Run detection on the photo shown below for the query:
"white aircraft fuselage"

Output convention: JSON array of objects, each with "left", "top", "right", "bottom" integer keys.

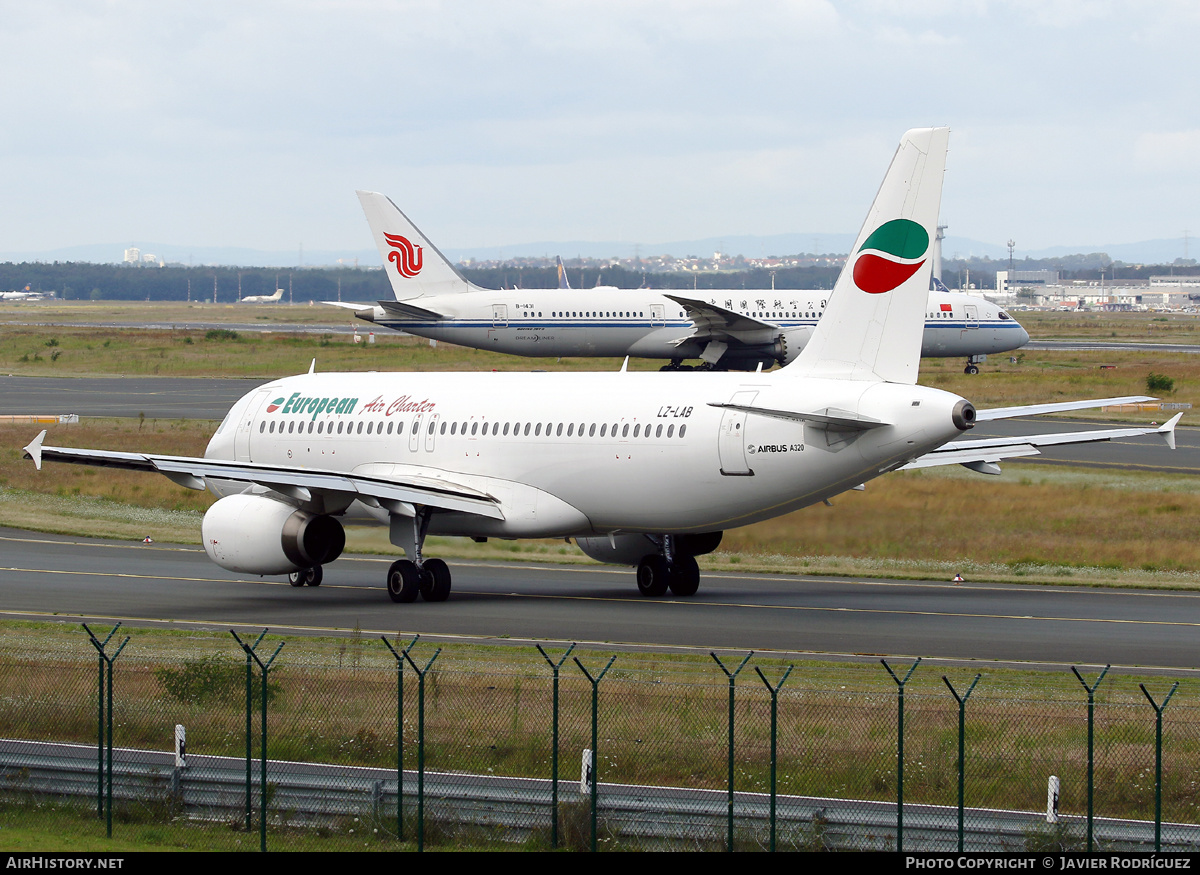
[
  {"left": 353, "top": 287, "right": 1026, "bottom": 365},
  {"left": 206, "top": 370, "right": 969, "bottom": 540}
]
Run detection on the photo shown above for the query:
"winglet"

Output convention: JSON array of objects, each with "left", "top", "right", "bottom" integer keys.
[
  {"left": 1158, "top": 412, "right": 1183, "bottom": 450},
  {"left": 23, "top": 430, "right": 46, "bottom": 470}
]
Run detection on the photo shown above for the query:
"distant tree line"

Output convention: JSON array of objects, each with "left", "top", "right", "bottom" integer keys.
[
  {"left": 0, "top": 263, "right": 391, "bottom": 302},
  {"left": 3, "top": 254, "right": 1196, "bottom": 301}
]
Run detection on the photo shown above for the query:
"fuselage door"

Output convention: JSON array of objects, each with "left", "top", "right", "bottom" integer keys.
[
  {"left": 650, "top": 303, "right": 666, "bottom": 327},
  {"left": 718, "top": 390, "right": 757, "bottom": 476},
  {"left": 236, "top": 387, "right": 273, "bottom": 462},
  {"left": 964, "top": 304, "right": 979, "bottom": 329},
  {"left": 492, "top": 304, "right": 508, "bottom": 328}
]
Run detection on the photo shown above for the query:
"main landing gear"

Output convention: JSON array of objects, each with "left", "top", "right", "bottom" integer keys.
[
  {"left": 288, "top": 566, "right": 323, "bottom": 587},
  {"left": 635, "top": 536, "right": 701, "bottom": 597},
  {"left": 385, "top": 509, "right": 452, "bottom": 603},
  {"left": 386, "top": 557, "right": 451, "bottom": 603}
]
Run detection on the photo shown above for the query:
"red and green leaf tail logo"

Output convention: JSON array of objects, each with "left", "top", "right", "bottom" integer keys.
[
  {"left": 266, "top": 397, "right": 285, "bottom": 413},
  {"left": 851, "top": 219, "right": 929, "bottom": 294}
]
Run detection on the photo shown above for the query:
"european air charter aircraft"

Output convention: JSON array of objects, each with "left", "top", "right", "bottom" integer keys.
[
  {"left": 24, "top": 128, "right": 1177, "bottom": 603},
  {"left": 332, "top": 191, "right": 1028, "bottom": 374}
]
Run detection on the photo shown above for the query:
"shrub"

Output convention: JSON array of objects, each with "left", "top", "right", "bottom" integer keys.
[
  {"left": 155, "top": 653, "right": 279, "bottom": 705},
  {"left": 1146, "top": 372, "right": 1175, "bottom": 393}
]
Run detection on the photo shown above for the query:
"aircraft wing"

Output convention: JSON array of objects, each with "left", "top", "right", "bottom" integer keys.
[
  {"left": 21, "top": 432, "right": 504, "bottom": 520},
  {"left": 902, "top": 413, "right": 1182, "bottom": 475},
  {"left": 663, "top": 294, "right": 778, "bottom": 341}
]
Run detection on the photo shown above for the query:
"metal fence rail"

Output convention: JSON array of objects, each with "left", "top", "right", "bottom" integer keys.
[{"left": 5, "top": 738, "right": 1198, "bottom": 852}]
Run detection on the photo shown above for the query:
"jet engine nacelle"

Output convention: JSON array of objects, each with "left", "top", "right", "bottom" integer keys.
[
  {"left": 575, "top": 533, "right": 658, "bottom": 566},
  {"left": 773, "top": 325, "right": 813, "bottom": 365},
  {"left": 575, "top": 531, "right": 724, "bottom": 566},
  {"left": 201, "top": 494, "right": 345, "bottom": 575}
]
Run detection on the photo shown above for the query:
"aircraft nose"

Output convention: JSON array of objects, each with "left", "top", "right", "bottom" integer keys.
[{"left": 1017, "top": 324, "right": 1030, "bottom": 347}]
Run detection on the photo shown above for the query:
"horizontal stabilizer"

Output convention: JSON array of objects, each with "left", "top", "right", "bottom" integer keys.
[
  {"left": 708, "top": 402, "right": 889, "bottom": 431},
  {"left": 975, "top": 396, "right": 1156, "bottom": 421},
  {"left": 904, "top": 413, "right": 1182, "bottom": 472},
  {"left": 322, "top": 301, "right": 375, "bottom": 313},
  {"left": 378, "top": 299, "right": 444, "bottom": 321}
]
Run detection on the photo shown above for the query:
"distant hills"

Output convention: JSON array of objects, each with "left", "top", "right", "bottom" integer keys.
[{"left": 0, "top": 234, "right": 1192, "bottom": 268}]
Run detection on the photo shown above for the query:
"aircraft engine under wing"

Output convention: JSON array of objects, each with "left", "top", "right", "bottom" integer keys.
[{"left": 22, "top": 431, "right": 503, "bottom": 520}]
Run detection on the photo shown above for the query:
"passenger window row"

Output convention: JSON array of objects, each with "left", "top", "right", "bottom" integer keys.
[{"left": 259, "top": 418, "right": 688, "bottom": 439}]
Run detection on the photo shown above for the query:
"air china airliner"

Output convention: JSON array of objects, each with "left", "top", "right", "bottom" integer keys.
[
  {"left": 334, "top": 192, "right": 1028, "bottom": 375},
  {"left": 25, "top": 128, "right": 1174, "bottom": 604}
]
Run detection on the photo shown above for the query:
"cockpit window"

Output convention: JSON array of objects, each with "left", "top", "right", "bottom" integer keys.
[{"left": 999, "top": 311, "right": 1011, "bottom": 320}]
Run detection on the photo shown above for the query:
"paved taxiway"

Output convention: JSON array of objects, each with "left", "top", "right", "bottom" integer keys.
[{"left": 2, "top": 528, "right": 1199, "bottom": 670}]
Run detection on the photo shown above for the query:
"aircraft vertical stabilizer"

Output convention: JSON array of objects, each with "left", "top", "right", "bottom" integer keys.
[
  {"left": 357, "top": 191, "right": 477, "bottom": 300},
  {"left": 786, "top": 127, "right": 949, "bottom": 385}
]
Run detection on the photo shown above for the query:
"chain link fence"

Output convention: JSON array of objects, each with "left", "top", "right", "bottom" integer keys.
[{"left": 1, "top": 622, "right": 1197, "bottom": 852}]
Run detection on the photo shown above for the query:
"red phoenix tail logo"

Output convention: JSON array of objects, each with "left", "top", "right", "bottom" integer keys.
[{"left": 384, "top": 232, "right": 423, "bottom": 278}]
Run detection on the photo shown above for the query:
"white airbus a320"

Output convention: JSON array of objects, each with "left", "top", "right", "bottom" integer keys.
[{"left": 24, "top": 128, "right": 1176, "bottom": 602}]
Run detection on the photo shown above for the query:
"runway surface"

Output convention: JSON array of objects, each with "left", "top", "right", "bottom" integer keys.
[
  {"left": 2, "top": 528, "right": 1198, "bottom": 670},
  {"left": 2, "top": 375, "right": 1196, "bottom": 473},
  {"left": 1026, "top": 340, "right": 1200, "bottom": 354}
]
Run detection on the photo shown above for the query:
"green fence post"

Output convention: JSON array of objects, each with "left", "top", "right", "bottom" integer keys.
[
  {"left": 573, "top": 654, "right": 616, "bottom": 853},
  {"left": 1071, "top": 664, "right": 1110, "bottom": 852},
  {"left": 882, "top": 657, "right": 921, "bottom": 853},
  {"left": 711, "top": 651, "right": 753, "bottom": 852},
  {"left": 942, "top": 673, "right": 980, "bottom": 853},
  {"left": 233, "top": 628, "right": 267, "bottom": 832},
  {"left": 231, "top": 630, "right": 284, "bottom": 853},
  {"left": 401, "top": 645, "right": 442, "bottom": 853},
  {"left": 753, "top": 664, "right": 794, "bottom": 852},
  {"left": 1139, "top": 681, "right": 1179, "bottom": 853},
  {"left": 381, "top": 634, "right": 420, "bottom": 843},
  {"left": 83, "top": 623, "right": 128, "bottom": 839},
  {"left": 537, "top": 642, "right": 576, "bottom": 849}
]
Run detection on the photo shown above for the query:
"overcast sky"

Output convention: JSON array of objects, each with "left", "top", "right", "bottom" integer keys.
[{"left": 2, "top": 0, "right": 1197, "bottom": 259}]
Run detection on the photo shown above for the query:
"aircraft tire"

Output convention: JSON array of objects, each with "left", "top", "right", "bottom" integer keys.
[
  {"left": 965, "top": 364, "right": 980, "bottom": 375},
  {"left": 668, "top": 554, "right": 700, "bottom": 597},
  {"left": 420, "top": 558, "right": 452, "bottom": 602},
  {"left": 636, "top": 555, "right": 670, "bottom": 597},
  {"left": 288, "top": 567, "right": 322, "bottom": 587},
  {"left": 386, "top": 559, "right": 421, "bottom": 604}
]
